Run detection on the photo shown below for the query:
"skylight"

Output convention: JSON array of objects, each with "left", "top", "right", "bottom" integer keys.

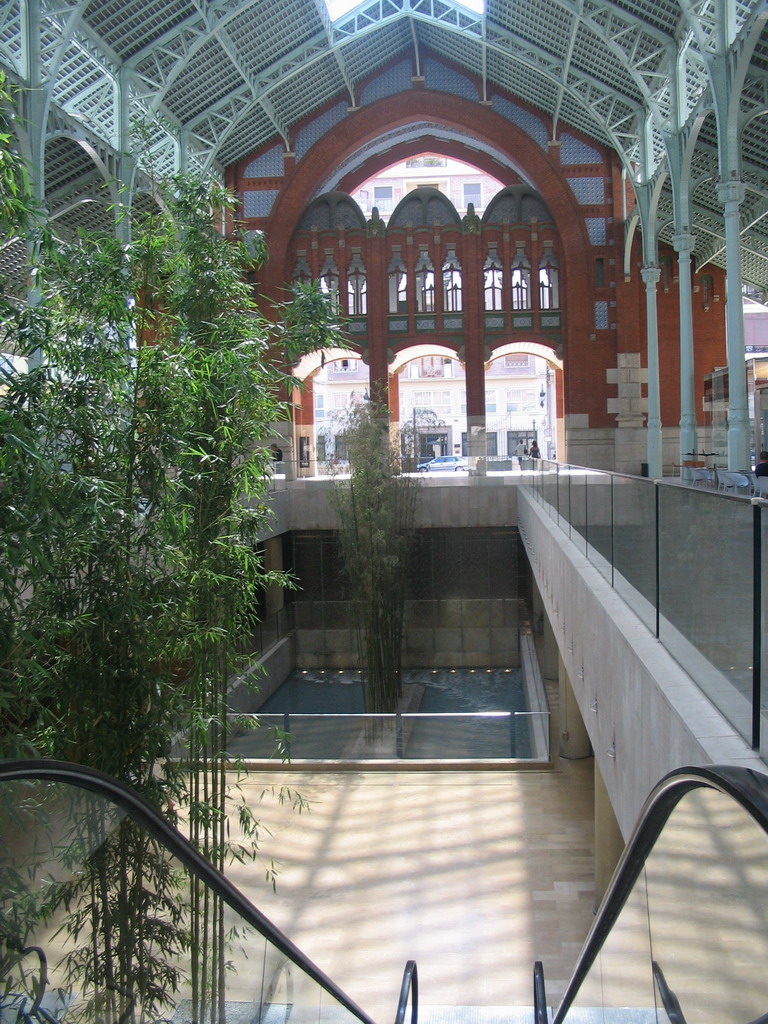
[{"left": 325, "top": 0, "right": 483, "bottom": 20}]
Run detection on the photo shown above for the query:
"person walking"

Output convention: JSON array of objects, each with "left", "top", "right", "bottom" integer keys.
[{"left": 529, "top": 440, "right": 540, "bottom": 462}]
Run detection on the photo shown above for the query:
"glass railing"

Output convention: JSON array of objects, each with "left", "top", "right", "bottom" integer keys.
[
  {"left": 0, "top": 760, "right": 378, "bottom": 1024},
  {"left": 248, "top": 604, "right": 295, "bottom": 658},
  {"left": 536, "top": 764, "right": 768, "bottom": 1024},
  {"left": 525, "top": 461, "right": 768, "bottom": 755},
  {"left": 227, "top": 710, "right": 551, "bottom": 762}
]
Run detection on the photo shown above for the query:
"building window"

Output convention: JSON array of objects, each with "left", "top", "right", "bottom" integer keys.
[
  {"left": 315, "top": 393, "right": 325, "bottom": 418},
  {"left": 412, "top": 390, "right": 451, "bottom": 413},
  {"left": 511, "top": 268, "right": 531, "bottom": 310},
  {"left": 595, "top": 257, "right": 605, "bottom": 289},
  {"left": 511, "top": 243, "right": 531, "bottom": 310},
  {"left": 347, "top": 250, "right": 367, "bottom": 315},
  {"left": 484, "top": 245, "right": 503, "bottom": 311},
  {"left": 388, "top": 248, "right": 408, "bottom": 313},
  {"left": 463, "top": 182, "right": 481, "bottom": 209},
  {"left": 504, "top": 354, "right": 531, "bottom": 370},
  {"left": 701, "top": 274, "right": 714, "bottom": 310},
  {"left": 486, "top": 431, "right": 498, "bottom": 456},
  {"left": 419, "top": 356, "right": 445, "bottom": 378},
  {"left": 485, "top": 390, "right": 497, "bottom": 413},
  {"left": 319, "top": 250, "right": 340, "bottom": 311},
  {"left": 506, "top": 387, "right": 537, "bottom": 414},
  {"left": 374, "top": 185, "right": 394, "bottom": 213},
  {"left": 415, "top": 248, "right": 435, "bottom": 313},
  {"left": 539, "top": 243, "right": 560, "bottom": 309},
  {"left": 406, "top": 156, "right": 447, "bottom": 167},
  {"left": 442, "top": 247, "right": 462, "bottom": 312},
  {"left": 293, "top": 251, "right": 312, "bottom": 284},
  {"left": 335, "top": 358, "right": 357, "bottom": 373}
]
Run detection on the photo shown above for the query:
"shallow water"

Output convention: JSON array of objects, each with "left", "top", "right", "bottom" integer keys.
[
  {"left": 256, "top": 666, "right": 525, "bottom": 714},
  {"left": 228, "top": 667, "right": 532, "bottom": 760}
]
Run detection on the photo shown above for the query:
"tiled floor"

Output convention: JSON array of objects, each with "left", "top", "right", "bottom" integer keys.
[{"left": 229, "top": 758, "right": 595, "bottom": 1022}]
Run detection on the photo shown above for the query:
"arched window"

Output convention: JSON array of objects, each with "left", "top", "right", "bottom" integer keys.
[
  {"left": 511, "top": 243, "right": 531, "bottom": 310},
  {"left": 484, "top": 244, "right": 503, "bottom": 311},
  {"left": 293, "top": 250, "right": 312, "bottom": 284},
  {"left": 415, "top": 247, "right": 435, "bottom": 313},
  {"left": 538, "top": 244, "right": 560, "bottom": 309},
  {"left": 319, "top": 249, "right": 340, "bottom": 311},
  {"left": 442, "top": 247, "right": 462, "bottom": 312},
  {"left": 701, "top": 274, "right": 714, "bottom": 310},
  {"left": 388, "top": 247, "right": 408, "bottom": 313},
  {"left": 346, "top": 248, "right": 367, "bottom": 315}
]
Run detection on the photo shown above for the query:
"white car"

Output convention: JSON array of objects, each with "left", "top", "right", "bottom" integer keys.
[{"left": 417, "top": 455, "right": 468, "bottom": 472}]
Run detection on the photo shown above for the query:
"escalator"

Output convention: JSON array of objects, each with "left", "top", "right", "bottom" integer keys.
[
  {"left": 536, "top": 765, "right": 768, "bottom": 1023},
  {"left": 0, "top": 759, "right": 414, "bottom": 1024},
  {"left": 2, "top": 760, "right": 768, "bottom": 1024}
]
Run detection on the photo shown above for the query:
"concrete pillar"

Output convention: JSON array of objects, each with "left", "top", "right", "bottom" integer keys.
[
  {"left": 558, "top": 655, "right": 591, "bottom": 759},
  {"left": 674, "top": 232, "right": 698, "bottom": 473},
  {"left": 717, "top": 181, "right": 750, "bottom": 470},
  {"left": 263, "top": 536, "right": 284, "bottom": 617},
  {"left": 641, "top": 265, "right": 662, "bottom": 479},
  {"left": 594, "top": 758, "right": 625, "bottom": 911},
  {"left": 541, "top": 609, "right": 559, "bottom": 681}
]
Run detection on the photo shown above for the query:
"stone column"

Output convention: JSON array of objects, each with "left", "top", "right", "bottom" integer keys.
[
  {"left": 594, "top": 758, "right": 625, "bottom": 911},
  {"left": 558, "top": 656, "right": 591, "bottom": 759},
  {"left": 673, "top": 232, "right": 698, "bottom": 475},
  {"left": 717, "top": 181, "right": 750, "bottom": 469},
  {"left": 641, "top": 265, "right": 662, "bottom": 479}
]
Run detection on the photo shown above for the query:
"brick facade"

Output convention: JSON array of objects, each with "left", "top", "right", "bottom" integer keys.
[{"left": 227, "top": 60, "right": 727, "bottom": 473}]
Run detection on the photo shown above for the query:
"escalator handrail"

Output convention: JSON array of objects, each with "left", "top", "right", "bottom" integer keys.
[
  {"left": 0, "top": 758, "right": 377, "bottom": 1024},
  {"left": 553, "top": 764, "right": 768, "bottom": 1024},
  {"left": 394, "top": 960, "right": 418, "bottom": 1024},
  {"left": 533, "top": 961, "right": 548, "bottom": 1024}
]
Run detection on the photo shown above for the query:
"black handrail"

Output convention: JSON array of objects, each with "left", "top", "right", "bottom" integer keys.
[
  {"left": 394, "top": 960, "right": 418, "bottom": 1024},
  {"left": 552, "top": 765, "right": 768, "bottom": 1024},
  {"left": 652, "top": 960, "right": 687, "bottom": 1024},
  {"left": 0, "top": 759, "right": 377, "bottom": 1024},
  {"left": 533, "top": 960, "right": 548, "bottom": 1024}
]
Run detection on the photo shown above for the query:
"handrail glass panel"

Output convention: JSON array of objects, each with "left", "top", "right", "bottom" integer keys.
[
  {"left": 554, "top": 769, "right": 768, "bottom": 1024},
  {"left": 658, "top": 486, "right": 754, "bottom": 742},
  {"left": 0, "top": 764, "right": 374, "bottom": 1024},
  {"left": 228, "top": 712, "right": 550, "bottom": 761},
  {"left": 525, "top": 463, "right": 768, "bottom": 750},
  {"left": 583, "top": 471, "right": 613, "bottom": 583},
  {"left": 562, "top": 468, "right": 588, "bottom": 552},
  {"left": 612, "top": 475, "right": 657, "bottom": 632}
]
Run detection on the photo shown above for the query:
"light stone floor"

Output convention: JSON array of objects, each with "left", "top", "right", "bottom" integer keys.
[{"left": 227, "top": 759, "right": 596, "bottom": 1023}]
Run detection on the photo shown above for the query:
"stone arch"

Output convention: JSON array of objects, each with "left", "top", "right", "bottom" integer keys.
[
  {"left": 388, "top": 187, "right": 461, "bottom": 229},
  {"left": 263, "top": 91, "right": 593, "bottom": 292},
  {"left": 483, "top": 186, "right": 554, "bottom": 225},
  {"left": 297, "top": 191, "right": 367, "bottom": 231}
]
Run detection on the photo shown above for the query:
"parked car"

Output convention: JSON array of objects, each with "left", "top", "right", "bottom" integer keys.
[{"left": 417, "top": 455, "right": 468, "bottom": 472}]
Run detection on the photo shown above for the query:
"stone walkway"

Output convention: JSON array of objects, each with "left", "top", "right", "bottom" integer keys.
[{"left": 228, "top": 759, "right": 595, "bottom": 1022}]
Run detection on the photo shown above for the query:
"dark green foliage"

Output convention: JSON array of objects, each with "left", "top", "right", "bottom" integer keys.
[
  {"left": 0, "top": 157, "right": 340, "bottom": 1021},
  {"left": 331, "top": 403, "right": 420, "bottom": 714}
]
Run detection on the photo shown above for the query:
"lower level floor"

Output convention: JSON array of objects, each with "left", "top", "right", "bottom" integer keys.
[{"left": 228, "top": 759, "right": 596, "bottom": 1022}]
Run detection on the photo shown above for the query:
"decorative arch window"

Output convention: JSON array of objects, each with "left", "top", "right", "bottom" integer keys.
[
  {"left": 661, "top": 255, "right": 673, "bottom": 292},
  {"left": 388, "top": 247, "right": 408, "bottom": 313},
  {"left": 538, "top": 242, "right": 559, "bottom": 309},
  {"left": 484, "top": 244, "right": 503, "bottom": 311},
  {"left": 511, "top": 243, "right": 531, "bottom": 310},
  {"left": 319, "top": 249, "right": 340, "bottom": 311},
  {"left": 415, "top": 247, "right": 435, "bottom": 313},
  {"left": 293, "top": 250, "right": 312, "bottom": 284},
  {"left": 442, "top": 247, "right": 462, "bottom": 312},
  {"left": 346, "top": 248, "right": 367, "bottom": 315}
]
